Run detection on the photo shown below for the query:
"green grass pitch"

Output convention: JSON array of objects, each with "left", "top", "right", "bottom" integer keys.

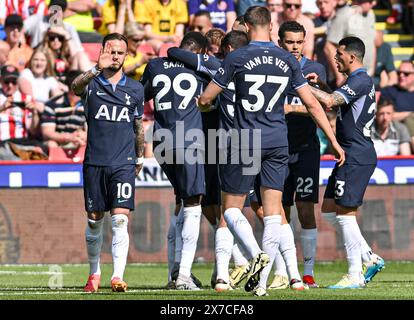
[{"left": 0, "top": 261, "right": 413, "bottom": 300}]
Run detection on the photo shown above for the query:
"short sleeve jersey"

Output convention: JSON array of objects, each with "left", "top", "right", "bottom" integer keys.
[
  {"left": 213, "top": 41, "right": 307, "bottom": 149},
  {"left": 334, "top": 68, "right": 377, "bottom": 165},
  {"left": 285, "top": 57, "right": 326, "bottom": 153},
  {"left": 82, "top": 74, "right": 144, "bottom": 166},
  {"left": 136, "top": 0, "right": 188, "bottom": 35},
  {"left": 141, "top": 57, "right": 205, "bottom": 150}
]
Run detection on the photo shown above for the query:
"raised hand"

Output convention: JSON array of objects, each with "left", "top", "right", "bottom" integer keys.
[{"left": 98, "top": 42, "right": 113, "bottom": 70}]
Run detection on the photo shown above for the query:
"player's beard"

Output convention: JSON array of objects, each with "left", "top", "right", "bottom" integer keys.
[{"left": 108, "top": 62, "right": 123, "bottom": 72}]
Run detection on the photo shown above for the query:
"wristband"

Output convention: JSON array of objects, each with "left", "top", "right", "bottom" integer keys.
[
  {"left": 135, "top": 156, "right": 144, "bottom": 165},
  {"left": 91, "top": 65, "right": 102, "bottom": 76}
]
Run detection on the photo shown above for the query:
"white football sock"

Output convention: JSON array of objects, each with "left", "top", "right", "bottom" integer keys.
[
  {"left": 167, "top": 214, "right": 176, "bottom": 281},
  {"left": 224, "top": 208, "right": 260, "bottom": 260},
  {"left": 85, "top": 218, "right": 104, "bottom": 276},
  {"left": 258, "top": 215, "right": 282, "bottom": 289},
  {"left": 337, "top": 215, "right": 363, "bottom": 279},
  {"left": 215, "top": 227, "right": 234, "bottom": 283},
  {"left": 111, "top": 214, "right": 129, "bottom": 280},
  {"left": 232, "top": 243, "right": 249, "bottom": 267},
  {"left": 279, "top": 223, "right": 301, "bottom": 281},
  {"left": 174, "top": 207, "right": 184, "bottom": 263},
  {"left": 273, "top": 248, "right": 288, "bottom": 277},
  {"left": 179, "top": 205, "right": 201, "bottom": 277},
  {"left": 358, "top": 231, "right": 373, "bottom": 263},
  {"left": 301, "top": 228, "right": 317, "bottom": 276}
]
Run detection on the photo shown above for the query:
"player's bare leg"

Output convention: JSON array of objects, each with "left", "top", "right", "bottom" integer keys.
[
  {"left": 175, "top": 195, "right": 203, "bottom": 290},
  {"left": 109, "top": 208, "right": 130, "bottom": 292},
  {"left": 84, "top": 211, "right": 104, "bottom": 293}
]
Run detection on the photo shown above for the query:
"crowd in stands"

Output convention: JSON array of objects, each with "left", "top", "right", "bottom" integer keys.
[{"left": 0, "top": 0, "right": 414, "bottom": 161}]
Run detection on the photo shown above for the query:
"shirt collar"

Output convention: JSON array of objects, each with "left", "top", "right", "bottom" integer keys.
[
  {"left": 97, "top": 73, "right": 127, "bottom": 87},
  {"left": 249, "top": 41, "right": 276, "bottom": 48},
  {"left": 349, "top": 67, "right": 367, "bottom": 77}
]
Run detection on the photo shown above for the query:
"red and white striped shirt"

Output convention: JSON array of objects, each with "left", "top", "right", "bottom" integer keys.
[
  {"left": 0, "top": 91, "right": 33, "bottom": 141},
  {"left": 0, "top": 0, "right": 47, "bottom": 21}
]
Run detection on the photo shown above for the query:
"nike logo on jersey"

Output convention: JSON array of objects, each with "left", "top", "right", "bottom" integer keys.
[
  {"left": 118, "top": 199, "right": 128, "bottom": 203},
  {"left": 300, "top": 194, "right": 311, "bottom": 198},
  {"left": 97, "top": 91, "right": 106, "bottom": 96}
]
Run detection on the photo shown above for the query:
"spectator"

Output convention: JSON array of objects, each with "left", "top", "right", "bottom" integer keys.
[
  {"left": 24, "top": 0, "right": 83, "bottom": 54},
  {"left": 374, "top": 30, "right": 398, "bottom": 90},
  {"left": 232, "top": 15, "right": 247, "bottom": 32},
  {"left": 386, "top": 0, "right": 402, "bottom": 24},
  {"left": 63, "top": 0, "right": 102, "bottom": 43},
  {"left": 41, "top": 70, "right": 86, "bottom": 150},
  {"left": 371, "top": 98, "right": 412, "bottom": 156},
  {"left": 123, "top": 23, "right": 153, "bottom": 80},
  {"left": 40, "top": 26, "right": 93, "bottom": 82},
  {"left": 99, "top": 0, "right": 141, "bottom": 36},
  {"left": 136, "top": 0, "right": 188, "bottom": 54},
  {"left": 324, "top": 0, "right": 376, "bottom": 87},
  {"left": 313, "top": 0, "right": 337, "bottom": 86},
  {"left": 0, "top": 41, "right": 10, "bottom": 67},
  {"left": 381, "top": 61, "right": 414, "bottom": 150},
  {"left": 270, "top": 0, "right": 315, "bottom": 58},
  {"left": 190, "top": 10, "right": 213, "bottom": 35},
  {"left": 266, "top": 0, "right": 283, "bottom": 13},
  {"left": 4, "top": 14, "right": 33, "bottom": 72},
  {"left": 0, "top": 0, "right": 47, "bottom": 25},
  {"left": 0, "top": 65, "right": 44, "bottom": 160},
  {"left": 205, "top": 28, "right": 225, "bottom": 58},
  {"left": 188, "top": 0, "right": 236, "bottom": 32},
  {"left": 236, "top": 0, "right": 266, "bottom": 16},
  {"left": 18, "top": 47, "right": 61, "bottom": 109}
]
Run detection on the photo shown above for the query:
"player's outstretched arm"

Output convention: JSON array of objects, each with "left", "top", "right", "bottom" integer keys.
[
  {"left": 134, "top": 117, "right": 145, "bottom": 175},
  {"left": 72, "top": 42, "right": 114, "bottom": 96},
  {"left": 309, "top": 85, "right": 346, "bottom": 111},
  {"left": 197, "top": 81, "right": 224, "bottom": 112},
  {"left": 284, "top": 104, "right": 309, "bottom": 115},
  {"left": 297, "top": 85, "right": 345, "bottom": 166}
]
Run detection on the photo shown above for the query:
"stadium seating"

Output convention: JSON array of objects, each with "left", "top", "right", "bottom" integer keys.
[
  {"left": 158, "top": 43, "right": 176, "bottom": 58},
  {"left": 82, "top": 43, "right": 101, "bottom": 63},
  {"left": 48, "top": 146, "right": 86, "bottom": 162}
]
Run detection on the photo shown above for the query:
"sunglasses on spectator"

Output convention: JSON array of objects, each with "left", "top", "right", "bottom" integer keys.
[
  {"left": 284, "top": 3, "right": 301, "bottom": 9},
  {"left": 3, "top": 79, "right": 17, "bottom": 85},
  {"left": 398, "top": 70, "right": 414, "bottom": 76},
  {"left": 48, "top": 34, "right": 65, "bottom": 42}
]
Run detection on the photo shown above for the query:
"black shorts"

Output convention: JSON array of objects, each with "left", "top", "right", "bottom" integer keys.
[
  {"left": 324, "top": 163, "right": 376, "bottom": 208},
  {"left": 83, "top": 164, "right": 136, "bottom": 212},
  {"left": 158, "top": 148, "right": 205, "bottom": 201},
  {"left": 220, "top": 147, "right": 288, "bottom": 194},
  {"left": 282, "top": 149, "right": 320, "bottom": 207}
]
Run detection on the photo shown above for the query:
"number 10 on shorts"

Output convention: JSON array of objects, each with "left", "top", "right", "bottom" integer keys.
[{"left": 117, "top": 183, "right": 132, "bottom": 199}]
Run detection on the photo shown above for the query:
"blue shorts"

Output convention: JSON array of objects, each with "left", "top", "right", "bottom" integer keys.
[
  {"left": 324, "top": 163, "right": 375, "bottom": 208},
  {"left": 282, "top": 149, "right": 320, "bottom": 207},
  {"left": 158, "top": 149, "right": 205, "bottom": 201},
  {"left": 220, "top": 147, "right": 289, "bottom": 194},
  {"left": 83, "top": 164, "right": 136, "bottom": 212}
]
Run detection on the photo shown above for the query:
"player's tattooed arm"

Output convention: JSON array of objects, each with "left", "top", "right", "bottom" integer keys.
[
  {"left": 309, "top": 86, "right": 346, "bottom": 110},
  {"left": 134, "top": 117, "right": 144, "bottom": 158},
  {"left": 71, "top": 68, "right": 100, "bottom": 96},
  {"left": 134, "top": 117, "right": 145, "bottom": 175}
]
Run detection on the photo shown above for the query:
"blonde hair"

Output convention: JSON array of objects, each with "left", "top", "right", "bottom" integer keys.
[{"left": 28, "top": 47, "right": 56, "bottom": 77}]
